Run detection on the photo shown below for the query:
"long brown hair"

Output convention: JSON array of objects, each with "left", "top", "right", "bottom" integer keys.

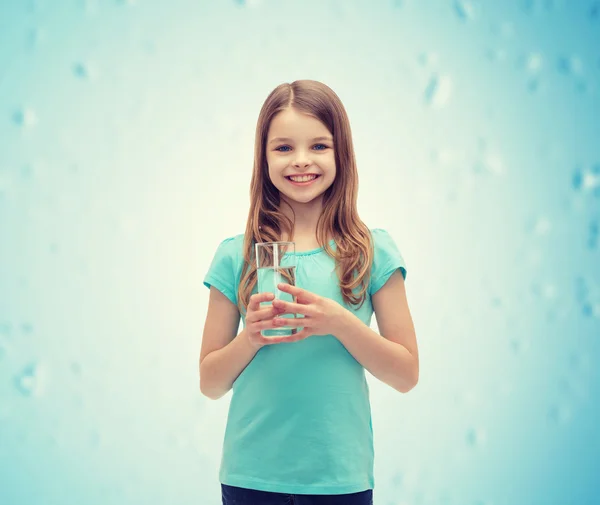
[{"left": 237, "top": 80, "right": 373, "bottom": 314}]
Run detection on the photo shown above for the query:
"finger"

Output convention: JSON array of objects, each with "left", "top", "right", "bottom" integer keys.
[
  {"left": 255, "top": 318, "right": 284, "bottom": 331},
  {"left": 273, "top": 317, "right": 307, "bottom": 328},
  {"left": 287, "top": 329, "right": 311, "bottom": 342},
  {"left": 276, "top": 283, "right": 316, "bottom": 302},
  {"left": 247, "top": 304, "right": 284, "bottom": 322},
  {"left": 248, "top": 292, "right": 275, "bottom": 312},
  {"left": 271, "top": 299, "right": 312, "bottom": 316}
]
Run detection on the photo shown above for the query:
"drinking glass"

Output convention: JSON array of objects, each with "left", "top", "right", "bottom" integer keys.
[{"left": 255, "top": 241, "right": 297, "bottom": 337}]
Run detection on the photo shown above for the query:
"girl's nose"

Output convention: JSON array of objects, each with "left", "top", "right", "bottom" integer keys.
[{"left": 293, "top": 152, "right": 311, "bottom": 168}]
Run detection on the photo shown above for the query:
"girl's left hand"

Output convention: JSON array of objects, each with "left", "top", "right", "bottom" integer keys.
[{"left": 271, "top": 283, "right": 349, "bottom": 338}]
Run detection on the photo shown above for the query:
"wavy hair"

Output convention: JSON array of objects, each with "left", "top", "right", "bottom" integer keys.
[{"left": 237, "top": 80, "right": 373, "bottom": 314}]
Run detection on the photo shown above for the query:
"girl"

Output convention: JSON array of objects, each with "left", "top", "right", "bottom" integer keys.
[{"left": 200, "top": 80, "right": 419, "bottom": 505}]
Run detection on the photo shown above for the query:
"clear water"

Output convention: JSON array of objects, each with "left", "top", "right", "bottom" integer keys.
[{"left": 257, "top": 265, "right": 298, "bottom": 337}]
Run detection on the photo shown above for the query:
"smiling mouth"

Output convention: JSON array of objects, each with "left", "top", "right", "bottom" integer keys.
[{"left": 285, "top": 174, "right": 321, "bottom": 185}]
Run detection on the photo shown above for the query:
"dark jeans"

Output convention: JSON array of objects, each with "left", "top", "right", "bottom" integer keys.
[{"left": 221, "top": 484, "right": 373, "bottom": 505}]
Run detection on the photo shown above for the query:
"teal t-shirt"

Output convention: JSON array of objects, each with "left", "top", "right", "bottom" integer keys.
[{"left": 203, "top": 228, "right": 407, "bottom": 495}]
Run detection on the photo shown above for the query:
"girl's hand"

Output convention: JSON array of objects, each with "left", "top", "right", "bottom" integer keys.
[
  {"left": 245, "top": 292, "right": 311, "bottom": 349},
  {"left": 271, "top": 283, "right": 349, "bottom": 339}
]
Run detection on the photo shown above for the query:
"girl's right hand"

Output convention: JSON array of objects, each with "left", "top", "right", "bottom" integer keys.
[{"left": 245, "top": 292, "right": 307, "bottom": 349}]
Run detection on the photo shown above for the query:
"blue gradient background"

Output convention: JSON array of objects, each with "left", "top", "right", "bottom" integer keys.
[{"left": 1, "top": 1, "right": 599, "bottom": 504}]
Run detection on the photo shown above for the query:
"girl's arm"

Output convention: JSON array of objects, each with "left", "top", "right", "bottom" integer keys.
[
  {"left": 335, "top": 271, "right": 419, "bottom": 393},
  {"left": 199, "top": 287, "right": 258, "bottom": 400}
]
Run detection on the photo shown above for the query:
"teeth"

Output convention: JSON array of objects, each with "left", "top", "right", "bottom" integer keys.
[{"left": 289, "top": 175, "right": 317, "bottom": 182}]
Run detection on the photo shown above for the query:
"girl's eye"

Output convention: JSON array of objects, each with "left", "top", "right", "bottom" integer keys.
[{"left": 274, "top": 144, "right": 330, "bottom": 152}]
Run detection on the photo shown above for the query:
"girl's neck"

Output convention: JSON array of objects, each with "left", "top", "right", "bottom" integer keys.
[{"left": 280, "top": 195, "right": 324, "bottom": 243}]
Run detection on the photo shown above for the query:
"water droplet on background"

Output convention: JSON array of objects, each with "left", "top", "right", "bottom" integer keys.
[
  {"left": 391, "top": 470, "right": 403, "bottom": 487},
  {"left": 12, "top": 107, "right": 38, "bottom": 128},
  {"left": 21, "top": 322, "right": 34, "bottom": 335},
  {"left": 527, "top": 77, "right": 542, "bottom": 93},
  {"left": 574, "top": 277, "right": 600, "bottom": 318},
  {"left": 557, "top": 376, "right": 589, "bottom": 402},
  {"left": 424, "top": 74, "right": 453, "bottom": 108},
  {"left": 28, "top": 27, "right": 47, "bottom": 48},
  {"left": 70, "top": 361, "right": 83, "bottom": 377},
  {"left": 19, "top": 163, "right": 35, "bottom": 179},
  {"left": 83, "top": 0, "right": 99, "bottom": 14},
  {"left": 531, "top": 282, "right": 557, "bottom": 300},
  {"left": 567, "top": 352, "right": 590, "bottom": 372},
  {"left": 525, "top": 52, "right": 544, "bottom": 73},
  {"left": 167, "top": 432, "right": 188, "bottom": 449},
  {"left": 418, "top": 52, "right": 439, "bottom": 67},
  {"left": 522, "top": 0, "right": 559, "bottom": 14},
  {"left": 557, "top": 55, "right": 584, "bottom": 76},
  {"left": 572, "top": 166, "right": 583, "bottom": 190},
  {"left": 89, "top": 430, "right": 101, "bottom": 448},
  {"left": 454, "top": 389, "right": 480, "bottom": 408},
  {"left": 573, "top": 165, "right": 600, "bottom": 194},
  {"left": 14, "top": 362, "right": 46, "bottom": 397},
  {"left": 531, "top": 217, "right": 552, "bottom": 236},
  {"left": 574, "top": 80, "right": 589, "bottom": 94},
  {"left": 510, "top": 337, "right": 530, "bottom": 354},
  {"left": 588, "top": 219, "right": 599, "bottom": 249},
  {"left": 547, "top": 404, "right": 572, "bottom": 424},
  {"left": 486, "top": 48, "right": 508, "bottom": 62},
  {"left": 475, "top": 152, "right": 505, "bottom": 176},
  {"left": 0, "top": 322, "right": 11, "bottom": 337},
  {"left": 454, "top": 0, "right": 476, "bottom": 21},
  {"left": 575, "top": 277, "right": 589, "bottom": 303},
  {"left": 493, "top": 21, "right": 515, "bottom": 39},
  {"left": 73, "top": 61, "right": 98, "bottom": 80},
  {"left": 473, "top": 140, "right": 506, "bottom": 175},
  {"left": 233, "top": 0, "right": 262, "bottom": 7},
  {"left": 466, "top": 427, "right": 487, "bottom": 447}
]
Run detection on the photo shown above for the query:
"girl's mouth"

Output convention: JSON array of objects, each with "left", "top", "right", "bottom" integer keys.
[{"left": 285, "top": 174, "right": 321, "bottom": 186}]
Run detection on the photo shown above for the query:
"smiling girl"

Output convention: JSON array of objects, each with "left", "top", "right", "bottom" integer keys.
[{"left": 200, "top": 79, "right": 419, "bottom": 505}]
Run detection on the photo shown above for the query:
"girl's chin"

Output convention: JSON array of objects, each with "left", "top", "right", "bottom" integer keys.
[{"left": 279, "top": 191, "right": 324, "bottom": 205}]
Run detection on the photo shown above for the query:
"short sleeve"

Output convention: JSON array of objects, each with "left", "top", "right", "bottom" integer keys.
[
  {"left": 369, "top": 228, "right": 407, "bottom": 296},
  {"left": 203, "top": 237, "right": 240, "bottom": 306}
]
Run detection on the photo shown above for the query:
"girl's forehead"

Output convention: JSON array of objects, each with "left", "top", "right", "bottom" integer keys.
[{"left": 268, "top": 108, "right": 330, "bottom": 138}]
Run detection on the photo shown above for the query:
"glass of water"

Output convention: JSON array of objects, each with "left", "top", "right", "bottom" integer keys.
[{"left": 255, "top": 241, "right": 297, "bottom": 337}]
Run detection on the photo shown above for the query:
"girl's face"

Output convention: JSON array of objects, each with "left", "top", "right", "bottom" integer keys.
[{"left": 265, "top": 107, "right": 336, "bottom": 206}]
